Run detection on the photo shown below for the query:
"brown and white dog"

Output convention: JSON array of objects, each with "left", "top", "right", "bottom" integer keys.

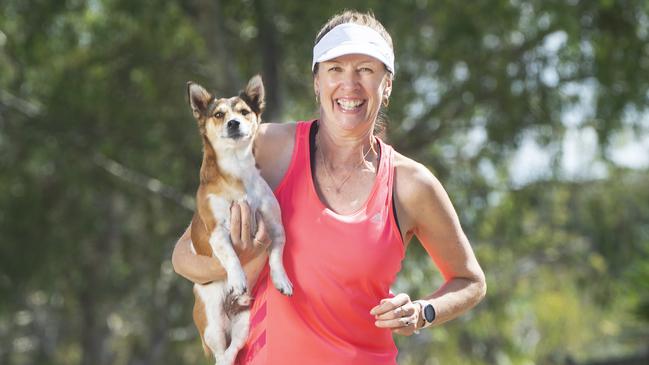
[{"left": 187, "top": 75, "right": 292, "bottom": 365}]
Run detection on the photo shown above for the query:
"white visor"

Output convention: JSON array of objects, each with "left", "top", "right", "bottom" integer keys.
[{"left": 312, "top": 23, "right": 395, "bottom": 75}]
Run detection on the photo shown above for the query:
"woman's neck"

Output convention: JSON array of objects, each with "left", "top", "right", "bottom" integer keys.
[{"left": 316, "top": 120, "right": 377, "bottom": 169}]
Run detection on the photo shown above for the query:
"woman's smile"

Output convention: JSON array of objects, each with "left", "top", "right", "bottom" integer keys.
[{"left": 335, "top": 97, "right": 366, "bottom": 112}]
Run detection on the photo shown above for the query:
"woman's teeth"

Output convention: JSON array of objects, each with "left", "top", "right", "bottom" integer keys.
[{"left": 336, "top": 99, "right": 364, "bottom": 110}]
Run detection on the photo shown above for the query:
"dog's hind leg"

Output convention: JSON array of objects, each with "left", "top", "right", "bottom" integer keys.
[
  {"left": 204, "top": 313, "right": 228, "bottom": 365},
  {"left": 199, "top": 283, "right": 229, "bottom": 365},
  {"left": 193, "top": 286, "right": 213, "bottom": 357},
  {"left": 223, "top": 310, "right": 251, "bottom": 365}
]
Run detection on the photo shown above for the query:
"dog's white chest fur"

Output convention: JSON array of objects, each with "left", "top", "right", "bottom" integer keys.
[{"left": 206, "top": 149, "right": 276, "bottom": 231}]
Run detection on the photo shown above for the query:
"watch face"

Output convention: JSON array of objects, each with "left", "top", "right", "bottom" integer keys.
[{"left": 423, "top": 304, "right": 435, "bottom": 322}]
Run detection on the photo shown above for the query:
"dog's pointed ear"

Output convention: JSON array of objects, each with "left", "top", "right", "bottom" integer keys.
[
  {"left": 241, "top": 74, "right": 265, "bottom": 115},
  {"left": 187, "top": 82, "right": 212, "bottom": 119}
]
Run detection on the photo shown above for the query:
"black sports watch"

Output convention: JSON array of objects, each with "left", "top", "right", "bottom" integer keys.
[{"left": 414, "top": 300, "right": 436, "bottom": 329}]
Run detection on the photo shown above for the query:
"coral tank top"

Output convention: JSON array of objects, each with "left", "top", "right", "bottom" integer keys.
[{"left": 236, "top": 120, "right": 405, "bottom": 365}]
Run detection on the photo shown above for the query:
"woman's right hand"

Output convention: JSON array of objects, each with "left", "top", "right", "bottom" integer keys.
[
  {"left": 171, "top": 201, "right": 271, "bottom": 284},
  {"left": 229, "top": 201, "right": 271, "bottom": 262}
]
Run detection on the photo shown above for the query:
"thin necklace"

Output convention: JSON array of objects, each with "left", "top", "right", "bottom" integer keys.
[{"left": 317, "top": 133, "right": 374, "bottom": 193}]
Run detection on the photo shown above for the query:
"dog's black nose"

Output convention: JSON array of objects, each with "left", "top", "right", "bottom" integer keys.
[{"left": 226, "top": 119, "right": 240, "bottom": 130}]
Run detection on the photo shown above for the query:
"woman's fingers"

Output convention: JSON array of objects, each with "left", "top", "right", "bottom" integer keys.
[
  {"left": 239, "top": 201, "right": 253, "bottom": 249},
  {"left": 374, "top": 313, "right": 417, "bottom": 327},
  {"left": 371, "top": 293, "right": 421, "bottom": 336},
  {"left": 254, "top": 211, "right": 271, "bottom": 248},
  {"left": 374, "top": 300, "right": 417, "bottom": 320},
  {"left": 230, "top": 202, "right": 242, "bottom": 247},
  {"left": 231, "top": 202, "right": 270, "bottom": 259},
  {"left": 370, "top": 293, "right": 411, "bottom": 316},
  {"left": 376, "top": 305, "right": 415, "bottom": 320},
  {"left": 391, "top": 321, "right": 419, "bottom": 336}
]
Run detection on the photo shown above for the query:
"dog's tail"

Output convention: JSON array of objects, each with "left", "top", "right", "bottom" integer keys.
[
  {"left": 200, "top": 336, "right": 213, "bottom": 358},
  {"left": 193, "top": 286, "right": 213, "bottom": 358}
]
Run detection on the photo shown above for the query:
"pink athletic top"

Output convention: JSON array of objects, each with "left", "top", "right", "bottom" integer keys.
[{"left": 236, "top": 120, "right": 405, "bottom": 365}]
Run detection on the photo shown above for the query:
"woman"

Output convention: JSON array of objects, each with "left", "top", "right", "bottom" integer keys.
[{"left": 172, "top": 10, "right": 486, "bottom": 365}]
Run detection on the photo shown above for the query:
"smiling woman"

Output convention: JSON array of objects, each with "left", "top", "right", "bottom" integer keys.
[{"left": 172, "top": 9, "right": 486, "bottom": 365}]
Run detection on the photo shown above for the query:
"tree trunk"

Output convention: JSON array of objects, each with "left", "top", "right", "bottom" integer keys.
[
  {"left": 190, "top": 0, "right": 242, "bottom": 91},
  {"left": 79, "top": 192, "right": 121, "bottom": 365},
  {"left": 253, "top": 0, "right": 283, "bottom": 122}
]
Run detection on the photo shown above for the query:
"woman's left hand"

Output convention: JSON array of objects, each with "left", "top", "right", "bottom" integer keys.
[{"left": 370, "top": 293, "right": 421, "bottom": 336}]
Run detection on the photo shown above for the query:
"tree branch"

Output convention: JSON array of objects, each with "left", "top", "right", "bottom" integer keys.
[
  {"left": 0, "top": 90, "right": 43, "bottom": 118},
  {"left": 93, "top": 153, "right": 194, "bottom": 211}
]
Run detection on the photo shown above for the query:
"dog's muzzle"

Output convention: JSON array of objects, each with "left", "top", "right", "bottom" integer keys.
[{"left": 226, "top": 119, "right": 243, "bottom": 139}]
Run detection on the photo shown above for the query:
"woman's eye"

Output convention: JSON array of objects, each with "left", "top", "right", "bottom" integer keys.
[
  {"left": 214, "top": 112, "right": 224, "bottom": 118},
  {"left": 329, "top": 66, "right": 342, "bottom": 72},
  {"left": 240, "top": 110, "right": 250, "bottom": 116},
  {"left": 360, "top": 67, "right": 373, "bottom": 73}
]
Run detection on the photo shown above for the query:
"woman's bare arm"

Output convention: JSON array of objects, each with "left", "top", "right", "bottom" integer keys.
[
  {"left": 171, "top": 203, "right": 271, "bottom": 284},
  {"left": 171, "top": 223, "right": 227, "bottom": 284},
  {"left": 372, "top": 155, "right": 486, "bottom": 335}
]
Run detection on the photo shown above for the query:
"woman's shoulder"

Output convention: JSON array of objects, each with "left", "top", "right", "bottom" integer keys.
[
  {"left": 392, "top": 150, "right": 443, "bottom": 196},
  {"left": 255, "top": 122, "right": 299, "bottom": 189},
  {"left": 258, "top": 121, "right": 297, "bottom": 138},
  {"left": 392, "top": 150, "right": 452, "bottom": 236}
]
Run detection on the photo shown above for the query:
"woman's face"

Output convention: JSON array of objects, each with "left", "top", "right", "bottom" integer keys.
[{"left": 314, "top": 54, "right": 392, "bottom": 133}]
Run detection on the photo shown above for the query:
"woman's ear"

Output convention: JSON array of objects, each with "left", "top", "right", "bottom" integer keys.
[
  {"left": 313, "top": 76, "right": 320, "bottom": 98},
  {"left": 383, "top": 76, "right": 393, "bottom": 100}
]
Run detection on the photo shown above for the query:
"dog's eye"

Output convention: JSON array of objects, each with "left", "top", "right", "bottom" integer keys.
[
  {"left": 240, "top": 110, "right": 250, "bottom": 116},
  {"left": 214, "top": 112, "right": 224, "bottom": 118}
]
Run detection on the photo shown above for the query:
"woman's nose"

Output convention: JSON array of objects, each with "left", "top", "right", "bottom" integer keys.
[{"left": 339, "top": 69, "right": 361, "bottom": 88}]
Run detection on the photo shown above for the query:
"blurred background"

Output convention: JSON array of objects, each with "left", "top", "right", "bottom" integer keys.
[{"left": 1, "top": 0, "right": 648, "bottom": 364}]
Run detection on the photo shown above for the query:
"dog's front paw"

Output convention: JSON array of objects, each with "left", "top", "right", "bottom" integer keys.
[
  {"left": 226, "top": 279, "right": 248, "bottom": 299},
  {"left": 271, "top": 270, "right": 293, "bottom": 296},
  {"left": 236, "top": 293, "right": 253, "bottom": 306}
]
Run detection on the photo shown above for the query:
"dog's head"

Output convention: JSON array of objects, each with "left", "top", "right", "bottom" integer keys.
[{"left": 187, "top": 75, "right": 265, "bottom": 149}]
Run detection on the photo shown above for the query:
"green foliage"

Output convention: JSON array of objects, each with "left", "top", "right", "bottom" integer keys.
[{"left": 1, "top": 0, "right": 647, "bottom": 364}]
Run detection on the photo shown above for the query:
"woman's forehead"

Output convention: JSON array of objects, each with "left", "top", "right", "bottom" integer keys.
[{"left": 322, "top": 54, "right": 384, "bottom": 65}]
